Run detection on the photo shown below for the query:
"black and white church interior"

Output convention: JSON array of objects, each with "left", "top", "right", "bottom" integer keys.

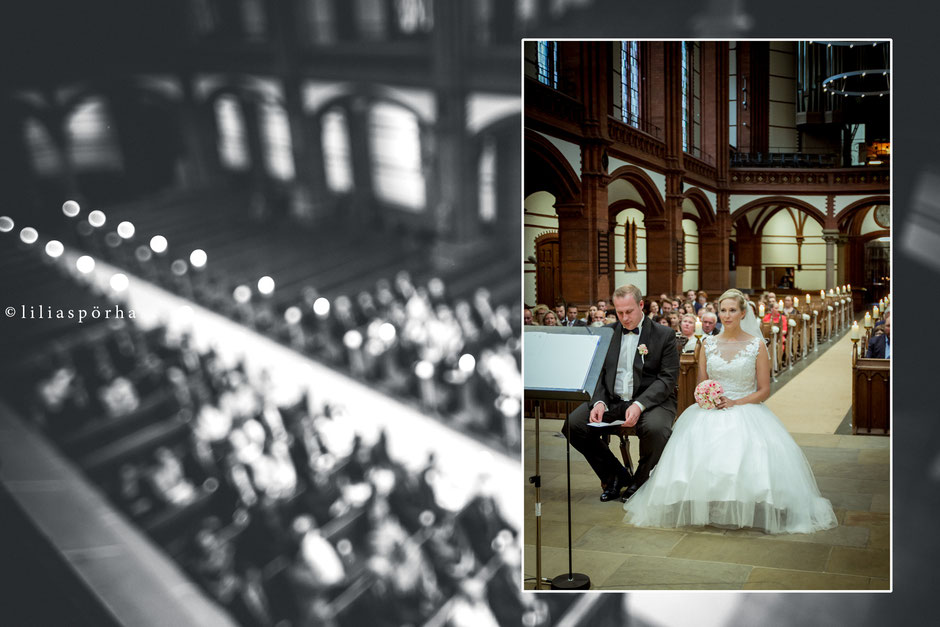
[
  {"left": 0, "top": 2, "right": 617, "bottom": 626},
  {"left": 523, "top": 40, "right": 890, "bottom": 591}
]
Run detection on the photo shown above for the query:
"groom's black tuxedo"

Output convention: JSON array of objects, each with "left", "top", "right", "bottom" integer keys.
[
  {"left": 563, "top": 317, "right": 679, "bottom": 492},
  {"left": 591, "top": 319, "right": 679, "bottom": 417}
]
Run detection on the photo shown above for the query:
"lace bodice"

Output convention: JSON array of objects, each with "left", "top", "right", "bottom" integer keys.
[{"left": 703, "top": 335, "right": 763, "bottom": 400}]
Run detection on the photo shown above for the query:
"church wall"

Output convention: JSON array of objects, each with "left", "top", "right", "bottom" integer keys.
[
  {"left": 524, "top": 191, "right": 559, "bottom": 305},
  {"left": 758, "top": 211, "right": 829, "bottom": 291},
  {"left": 768, "top": 42, "right": 798, "bottom": 153},
  {"left": 613, "top": 207, "right": 647, "bottom": 295},
  {"left": 683, "top": 219, "right": 700, "bottom": 292}
]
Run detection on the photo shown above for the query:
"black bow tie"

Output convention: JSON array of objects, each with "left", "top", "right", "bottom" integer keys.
[{"left": 622, "top": 326, "right": 640, "bottom": 335}]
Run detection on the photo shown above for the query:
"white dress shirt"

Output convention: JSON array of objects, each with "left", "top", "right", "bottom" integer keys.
[{"left": 595, "top": 315, "right": 646, "bottom": 414}]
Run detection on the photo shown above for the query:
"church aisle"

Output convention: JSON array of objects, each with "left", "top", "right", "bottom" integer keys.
[{"left": 765, "top": 329, "right": 857, "bottom": 435}]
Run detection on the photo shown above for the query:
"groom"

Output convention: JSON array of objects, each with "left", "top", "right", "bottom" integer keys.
[{"left": 562, "top": 284, "right": 679, "bottom": 502}]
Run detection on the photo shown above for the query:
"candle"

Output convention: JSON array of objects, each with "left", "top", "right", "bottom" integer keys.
[
  {"left": 806, "top": 294, "right": 811, "bottom": 305},
  {"left": 873, "top": 305, "right": 879, "bottom": 318},
  {"left": 794, "top": 297, "right": 799, "bottom": 307},
  {"left": 777, "top": 300, "right": 783, "bottom": 310},
  {"left": 820, "top": 290, "right": 825, "bottom": 299},
  {"left": 864, "top": 312, "right": 872, "bottom": 328},
  {"left": 694, "top": 318, "right": 703, "bottom": 335},
  {"left": 759, "top": 303, "right": 765, "bottom": 317},
  {"left": 851, "top": 322, "right": 860, "bottom": 340}
]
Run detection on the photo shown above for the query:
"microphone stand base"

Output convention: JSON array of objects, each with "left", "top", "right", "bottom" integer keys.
[{"left": 550, "top": 572, "right": 591, "bottom": 590}]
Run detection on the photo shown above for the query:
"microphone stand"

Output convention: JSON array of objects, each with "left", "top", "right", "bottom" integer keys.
[{"left": 550, "top": 415, "right": 590, "bottom": 590}]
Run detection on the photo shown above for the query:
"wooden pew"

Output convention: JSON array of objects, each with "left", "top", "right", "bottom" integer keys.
[{"left": 852, "top": 357, "right": 890, "bottom": 435}]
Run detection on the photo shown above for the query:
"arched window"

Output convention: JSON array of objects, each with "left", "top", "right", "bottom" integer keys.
[
  {"left": 355, "top": 0, "right": 388, "bottom": 40},
  {"left": 23, "top": 117, "right": 62, "bottom": 177},
  {"left": 66, "top": 97, "right": 123, "bottom": 170},
  {"left": 682, "top": 41, "right": 702, "bottom": 156},
  {"left": 321, "top": 107, "right": 353, "bottom": 192},
  {"left": 536, "top": 41, "right": 559, "bottom": 88},
  {"left": 393, "top": 0, "right": 433, "bottom": 35},
  {"left": 303, "top": 0, "right": 336, "bottom": 45},
  {"left": 260, "top": 101, "right": 295, "bottom": 180},
  {"left": 240, "top": 0, "right": 267, "bottom": 41},
  {"left": 369, "top": 102, "right": 425, "bottom": 211},
  {"left": 214, "top": 95, "right": 251, "bottom": 171},
  {"left": 478, "top": 136, "right": 497, "bottom": 223},
  {"left": 620, "top": 41, "right": 641, "bottom": 127}
]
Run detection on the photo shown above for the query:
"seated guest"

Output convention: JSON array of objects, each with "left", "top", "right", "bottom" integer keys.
[
  {"left": 531, "top": 304, "right": 550, "bottom": 325},
  {"left": 660, "top": 300, "right": 673, "bottom": 315},
  {"left": 762, "top": 300, "right": 788, "bottom": 337},
  {"left": 679, "top": 314, "right": 698, "bottom": 352},
  {"left": 682, "top": 301, "right": 695, "bottom": 316},
  {"left": 605, "top": 311, "right": 617, "bottom": 325},
  {"left": 647, "top": 300, "right": 660, "bottom": 316},
  {"left": 523, "top": 308, "right": 534, "bottom": 325},
  {"left": 685, "top": 289, "right": 697, "bottom": 303},
  {"left": 694, "top": 291, "right": 708, "bottom": 314},
  {"left": 700, "top": 311, "right": 720, "bottom": 335},
  {"left": 867, "top": 314, "right": 891, "bottom": 358},
  {"left": 590, "top": 309, "right": 607, "bottom": 326},
  {"left": 553, "top": 300, "right": 567, "bottom": 323},
  {"left": 657, "top": 315, "right": 670, "bottom": 327},
  {"left": 781, "top": 295, "right": 797, "bottom": 318},
  {"left": 667, "top": 312, "right": 680, "bottom": 332},
  {"left": 596, "top": 299, "right": 608, "bottom": 313},
  {"left": 562, "top": 304, "right": 586, "bottom": 327},
  {"left": 540, "top": 310, "right": 559, "bottom": 326}
]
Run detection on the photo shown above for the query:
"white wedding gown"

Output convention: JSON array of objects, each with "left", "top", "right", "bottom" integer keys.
[{"left": 623, "top": 334, "right": 837, "bottom": 534}]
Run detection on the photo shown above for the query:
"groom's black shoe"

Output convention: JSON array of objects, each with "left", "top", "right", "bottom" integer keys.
[
  {"left": 620, "top": 481, "right": 641, "bottom": 502},
  {"left": 600, "top": 468, "right": 632, "bottom": 502}
]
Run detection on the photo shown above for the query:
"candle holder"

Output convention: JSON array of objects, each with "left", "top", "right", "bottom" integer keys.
[
  {"left": 812, "top": 311, "right": 819, "bottom": 352},
  {"left": 851, "top": 336, "right": 860, "bottom": 364},
  {"left": 770, "top": 326, "right": 779, "bottom": 381}
]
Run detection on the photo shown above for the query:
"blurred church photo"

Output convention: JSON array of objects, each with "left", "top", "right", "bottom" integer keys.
[
  {"left": 0, "top": 2, "right": 636, "bottom": 626},
  {"left": 523, "top": 39, "right": 890, "bottom": 590}
]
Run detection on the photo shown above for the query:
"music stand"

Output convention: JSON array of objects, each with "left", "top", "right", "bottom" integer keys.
[{"left": 524, "top": 325, "right": 613, "bottom": 591}]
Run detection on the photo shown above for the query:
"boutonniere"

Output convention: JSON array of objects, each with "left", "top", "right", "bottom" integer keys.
[{"left": 637, "top": 344, "right": 648, "bottom": 356}]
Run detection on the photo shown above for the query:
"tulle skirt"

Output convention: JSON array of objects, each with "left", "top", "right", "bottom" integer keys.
[{"left": 622, "top": 401, "right": 837, "bottom": 534}]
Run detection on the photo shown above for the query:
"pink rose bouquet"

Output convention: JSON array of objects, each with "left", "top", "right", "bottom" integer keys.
[{"left": 694, "top": 379, "right": 724, "bottom": 410}]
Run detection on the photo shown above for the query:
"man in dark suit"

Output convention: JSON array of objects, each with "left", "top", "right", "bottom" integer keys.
[
  {"left": 562, "top": 284, "right": 680, "bottom": 502},
  {"left": 563, "top": 304, "right": 587, "bottom": 327},
  {"left": 867, "top": 314, "right": 891, "bottom": 358}
]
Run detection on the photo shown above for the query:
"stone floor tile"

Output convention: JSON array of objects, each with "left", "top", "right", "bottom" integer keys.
[
  {"left": 826, "top": 546, "right": 890, "bottom": 578},
  {"left": 575, "top": 524, "right": 686, "bottom": 557},
  {"left": 668, "top": 534, "right": 832, "bottom": 572},
  {"left": 869, "top": 493, "right": 890, "bottom": 513},
  {"left": 601, "top": 554, "right": 752, "bottom": 590},
  {"left": 743, "top": 567, "right": 869, "bottom": 590}
]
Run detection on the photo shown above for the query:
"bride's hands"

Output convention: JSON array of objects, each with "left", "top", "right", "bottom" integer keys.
[{"left": 716, "top": 396, "right": 736, "bottom": 410}]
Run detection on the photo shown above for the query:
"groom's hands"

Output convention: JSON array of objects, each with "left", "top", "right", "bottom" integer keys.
[
  {"left": 589, "top": 403, "right": 606, "bottom": 423},
  {"left": 623, "top": 403, "right": 642, "bottom": 427}
]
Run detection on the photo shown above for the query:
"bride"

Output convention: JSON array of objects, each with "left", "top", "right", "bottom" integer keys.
[{"left": 622, "top": 288, "right": 837, "bottom": 534}]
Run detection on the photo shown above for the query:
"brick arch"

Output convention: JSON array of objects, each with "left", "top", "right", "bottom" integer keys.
[
  {"left": 731, "top": 196, "right": 827, "bottom": 233},
  {"left": 681, "top": 187, "right": 716, "bottom": 227},
  {"left": 524, "top": 129, "right": 580, "bottom": 205},
  {"left": 607, "top": 164, "right": 665, "bottom": 219},
  {"left": 838, "top": 195, "right": 890, "bottom": 234}
]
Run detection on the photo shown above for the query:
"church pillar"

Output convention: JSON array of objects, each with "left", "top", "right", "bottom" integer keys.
[
  {"left": 177, "top": 73, "right": 217, "bottom": 190},
  {"left": 653, "top": 41, "right": 685, "bottom": 297},
  {"left": 700, "top": 191, "right": 730, "bottom": 294},
  {"left": 822, "top": 229, "right": 840, "bottom": 291},
  {"left": 429, "top": 0, "right": 475, "bottom": 267}
]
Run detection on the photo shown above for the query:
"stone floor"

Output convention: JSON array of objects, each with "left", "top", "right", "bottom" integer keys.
[{"left": 522, "top": 419, "right": 890, "bottom": 591}]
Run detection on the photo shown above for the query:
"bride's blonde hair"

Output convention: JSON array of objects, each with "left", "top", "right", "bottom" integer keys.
[{"left": 717, "top": 288, "right": 747, "bottom": 311}]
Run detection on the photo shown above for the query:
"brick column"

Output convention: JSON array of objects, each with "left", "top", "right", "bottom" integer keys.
[{"left": 699, "top": 191, "right": 730, "bottom": 294}]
